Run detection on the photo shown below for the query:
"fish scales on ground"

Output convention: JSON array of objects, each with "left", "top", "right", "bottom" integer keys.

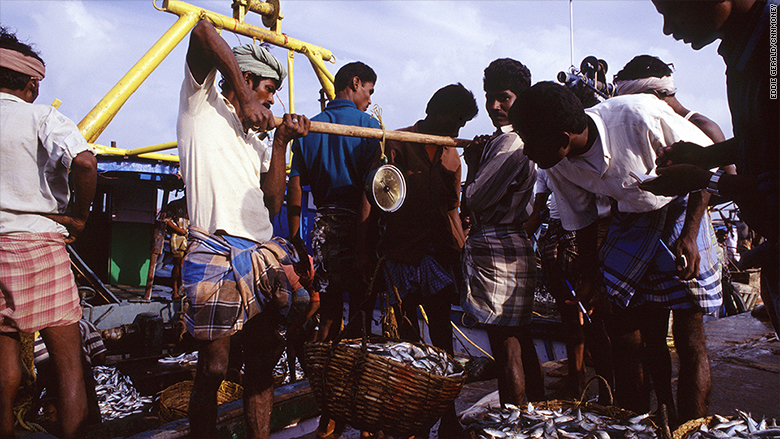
[
  {"left": 463, "top": 403, "right": 659, "bottom": 439},
  {"left": 340, "top": 341, "right": 463, "bottom": 377},
  {"left": 93, "top": 365, "right": 153, "bottom": 421},
  {"left": 678, "top": 412, "right": 780, "bottom": 439}
]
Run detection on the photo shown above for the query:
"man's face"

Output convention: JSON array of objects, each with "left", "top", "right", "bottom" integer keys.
[
  {"left": 249, "top": 76, "right": 278, "bottom": 108},
  {"left": 652, "top": 0, "right": 730, "bottom": 50},
  {"left": 485, "top": 88, "right": 517, "bottom": 128},
  {"left": 521, "top": 132, "right": 569, "bottom": 169},
  {"left": 431, "top": 113, "right": 466, "bottom": 137},
  {"left": 353, "top": 80, "right": 375, "bottom": 112},
  {"left": 523, "top": 141, "right": 566, "bottom": 169}
]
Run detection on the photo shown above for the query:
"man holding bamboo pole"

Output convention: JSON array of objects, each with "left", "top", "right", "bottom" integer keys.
[
  {"left": 377, "top": 83, "right": 478, "bottom": 438},
  {"left": 287, "top": 61, "right": 381, "bottom": 439},
  {"left": 176, "top": 20, "right": 310, "bottom": 439}
]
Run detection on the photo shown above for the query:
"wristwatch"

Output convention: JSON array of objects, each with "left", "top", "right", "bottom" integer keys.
[{"left": 706, "top": 169, "right": 725, "bottom": 196}]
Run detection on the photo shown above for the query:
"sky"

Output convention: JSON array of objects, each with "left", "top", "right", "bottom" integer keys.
[{"left": 1, "top": 0, "right": 733, "bottom": 153}]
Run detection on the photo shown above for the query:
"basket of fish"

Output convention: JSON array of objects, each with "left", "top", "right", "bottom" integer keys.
[
  {"left": 158, "top": 380, "right": 243, "bottom": 424},
  {"left": 304, "top": 337, "right": 466, "bottom": 437},
  {"left": 462, "top": 401, "right": 658, "bottom": 439},
  {"left": 673, "top": 412, "right": 779, "bottom": 439}
]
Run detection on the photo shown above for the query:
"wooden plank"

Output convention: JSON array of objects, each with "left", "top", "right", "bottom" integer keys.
[
  {"left": 274, "top": 117, "right": 473, "bottom": 148},
  {"left": 126, "top": 380, "right": 319, "bottom": 439}
]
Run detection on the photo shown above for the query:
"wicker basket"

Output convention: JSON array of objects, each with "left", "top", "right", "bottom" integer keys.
[
  {"left": 535, "top": 376, "right": 645, "bottom": 423},
  {"left": 304, "top": 337, "right": 466, "bottom": 437},
  {"left": 158, "top": 380, "right": 243, "bottom": 424},
  {"left": 672, "top": 417, "right": 715, "bottom": 439}
]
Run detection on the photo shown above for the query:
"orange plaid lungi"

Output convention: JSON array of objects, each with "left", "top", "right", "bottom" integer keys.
[{"left": 0, "top": 233, "right": 81, "bottom": 333}]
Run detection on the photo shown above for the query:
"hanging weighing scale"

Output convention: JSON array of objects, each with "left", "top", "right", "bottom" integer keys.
[
  {"left": 366, "top": 106, "right": 407, "bottom": 213},
  {"left": 368, "top": 161, "right": 406, "bottom": 212}
]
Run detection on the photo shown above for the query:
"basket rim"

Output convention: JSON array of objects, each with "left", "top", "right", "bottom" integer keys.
[{"left": 306, "top": 338, "right": 466, "bottom": 380}]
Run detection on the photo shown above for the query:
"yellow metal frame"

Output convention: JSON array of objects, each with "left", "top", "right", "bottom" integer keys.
[{"left": 76, "top": 0, "right": 336, "bottom": 162}]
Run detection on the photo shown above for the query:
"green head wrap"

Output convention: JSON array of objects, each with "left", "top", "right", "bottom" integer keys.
[{"left": 232, "top": 44, "right": 287, "bottom": 83}]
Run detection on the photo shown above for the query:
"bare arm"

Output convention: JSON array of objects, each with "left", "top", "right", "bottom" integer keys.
[
  {"left": 286, "top": 175, "right": 303, "bottom": 240},
  {"left": 675, "top": 190, "right": 708, "bottom": 280},
  {"left": 186, "top": 20, "right": 275, "bottom": 132},
  {"left": 45, "top": 150, "right": 97, "bottom": 243},
  {"left": 164, "top": 218, "right": 187, "bottom": 235},
  {"left": 572, "top": 221, "right": 599, "bottom": 310},
  {"left": 524, "top": 192, "right": 550, "bottom": 237},
  {"left": 263, "top": 114, "right": 310, "bottom": 217}
]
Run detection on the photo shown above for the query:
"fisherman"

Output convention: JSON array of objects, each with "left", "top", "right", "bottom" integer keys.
[
  {"left": 524, "top": 168, "right": 614, "bottom": 404},
  {"left": 461, "top": 58, "right": 545, "bottom": 406},
  {"left": 613, "top": 54, "right": 731, "bottom": 424},
  {"left": 511, "top": 82, "right": 722, "bottom": 422},
  {"left": 34, "top": 318, "right": 107, "bottom": 426},
  {"left": 647, "top": 0, "right": 779, "bottom": 338},
  {"left": 162, "top": 195, "right": 188, "bottom": 299},
  {"left": 0, "top": 27, "right": 97, "bottom": 439},
  {"left": 378, "top": 83, "right": 477, "bottom": 438},
  {"left": 286, "top": 61, "right": 380, "bottom": 439},
  {"left": 176, "top": 20, "right": 310, "bottom": 439}
]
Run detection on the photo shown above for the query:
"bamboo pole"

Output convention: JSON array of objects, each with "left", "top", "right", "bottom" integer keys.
[{"left": 274, "top": 117, "right": 473, "bottom": 148}]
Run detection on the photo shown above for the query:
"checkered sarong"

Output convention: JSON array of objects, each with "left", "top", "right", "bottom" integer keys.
[
  {"left": 461, "top": 224, "right": 536, "bottom": 326},
  {"left": 538, "top": 219, "right": 578, "bottom": 300},
  {"left": 310, "top": 208, "right": 358, "bottom": 296},
  {"left": 383, "top": 246, "right": 456, "bottom": 305},
  {"left": 182, "top": 227, "right": 297, "bottom": 340},
  {"left": 601, "top": 197, "right": 722, "bottom": 314},
  {"left": 0, "top": 233, "right": 81, "bottom": 333}
]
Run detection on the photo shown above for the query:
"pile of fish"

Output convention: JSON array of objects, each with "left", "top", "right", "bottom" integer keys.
[
  {"left": 158, "top": 351, "right": 198, "bottom": 365},
  {"left": 678, "top": 412, "right": 780, "bottom": 439},
  {"left": 462, "top": 402, "right": 657, "bottom": 439},
  {"left": 340, "top": 341, "right": 464, "bottom": 377},
  {"left": 93, "top": 365, "right": 153, "bottom": 421},
  {"left": 274, "top": 348, "right": 306, "bottom": 385}
]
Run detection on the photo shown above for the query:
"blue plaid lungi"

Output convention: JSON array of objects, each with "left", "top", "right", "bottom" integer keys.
[
  {"left": 601, "top": 197, "right": 722, "bottom": 315},
  {"left": 461, "top": 224, "right": 536, "bottom": 326},
  {"left": 310, "top": 207, "right": 358, "bottom": 297},
  {"left": 182, "top": 227, "right": 301, "bottom": 340},
  {"left": 383, "top": 245, "right": 456, "bottom": 305}
]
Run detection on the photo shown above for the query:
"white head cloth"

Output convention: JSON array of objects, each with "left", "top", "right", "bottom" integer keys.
[{"left": 614, "top": 75, "right": 676, "bottom": 96}]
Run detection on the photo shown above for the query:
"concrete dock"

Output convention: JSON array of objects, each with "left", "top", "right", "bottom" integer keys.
[{"left": 288, "top": 312, "right": 778, "bottom": 439}]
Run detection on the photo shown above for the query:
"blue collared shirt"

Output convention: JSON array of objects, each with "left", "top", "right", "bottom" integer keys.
[{"left": 290, "top": 99, "right": 380, "bottom": 210}]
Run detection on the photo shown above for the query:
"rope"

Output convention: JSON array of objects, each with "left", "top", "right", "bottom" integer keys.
[
  {"left": 417, "top": 304, "right": 494, "bottom": 361},
  {"left": 369, "top": 105, "right": 387, "bottom": 162}
]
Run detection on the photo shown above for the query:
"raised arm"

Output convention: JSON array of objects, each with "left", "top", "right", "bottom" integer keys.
[
  {"left": 263, "top": 115, "right": 310, "bottom": 217},
  {"left": 186, "top": 20, "right": 274, "bottom": 133}
]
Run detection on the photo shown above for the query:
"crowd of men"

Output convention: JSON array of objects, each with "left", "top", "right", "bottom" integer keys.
[{"left": 1, "top": 1, "right": 777, "bottom": 438}]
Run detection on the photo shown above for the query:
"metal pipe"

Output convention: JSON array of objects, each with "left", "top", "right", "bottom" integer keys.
[
  {"left": 306, "top": 51, "right": 336, "bottom": 100},
  {"left": 243, "top": 0, "right": 275, "bottom": 17},
  {"left": 77, "top": 12, "right": 200, "bottom": 143},
  {"left": 91, "top": 143, "right": 180, "bottom": 162},
  {"left": 124, "top": 141, "right": 178, "bottom": 156},
  {"left": 287, "top": 51, "right": 295, "bottom": 115},
  {"left": 161, "top": 0, "right": 333, "bottom": 64}
]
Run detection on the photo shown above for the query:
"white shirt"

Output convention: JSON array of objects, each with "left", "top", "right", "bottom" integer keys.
[
  {"left": 534, "top": 169, "right": 560, "bottom": 219},
  {"left": 176, "top": 65, "right": 273, "bottom": 243},
  {"left": 0, "top": 92, "right": 93, "bottom": 235},
  {"left": 546, "top": 94, "right": 713, "bottom": 231},
  {"left": 536, "top": 168, "right": 612, "bottom": 222}
]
